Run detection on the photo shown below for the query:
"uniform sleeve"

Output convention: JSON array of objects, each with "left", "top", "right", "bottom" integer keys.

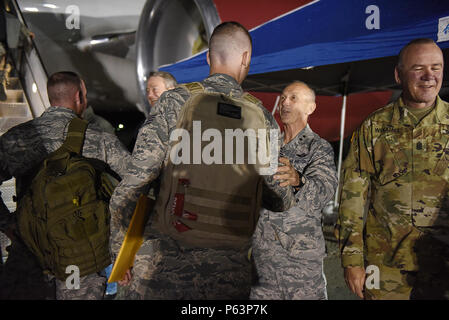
[
  {"left": 294, "top": 138, "right": 338, "bottom": 214},
  {"left": 109, "top": 91, "right": 182, "bottom": 255},
  {"left": 101, "top": 134, "right": 132, "bottom": 178},
  {"left": 83, "top": 127, "right": 132, "bottom": 179},
  {"left": 260, "top": 109, "right": 295, "bottom": 212},
  {"left": 335, "top": 123, "right": 374, "bottom": 268}
]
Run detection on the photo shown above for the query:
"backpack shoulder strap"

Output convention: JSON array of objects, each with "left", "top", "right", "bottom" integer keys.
[{"left": 62, "top": 117, "right": 88, "bottom": 155}]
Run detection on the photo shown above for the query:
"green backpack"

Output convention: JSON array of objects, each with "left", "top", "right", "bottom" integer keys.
[{"left": 17, "top": 117, "right": 116, "bottom": 280}]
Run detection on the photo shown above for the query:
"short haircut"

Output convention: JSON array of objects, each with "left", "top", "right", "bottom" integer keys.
[
  {"left": 285, "top": 80, "right": 316, "bottom": 101},
  {"left": 209, "top": 21, "right": 252, "bottom": 63},
  {"left": 148, "top": 71, "right": 177, "bottom": 89},
  {"left": 47, "top": 71, "right": 82, "bottom": 106},
  {"left": 397, "top": 38, "right": 439, "bottom": 70}
]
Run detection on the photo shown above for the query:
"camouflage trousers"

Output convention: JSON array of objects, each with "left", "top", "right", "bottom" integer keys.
[
  {"left": 365, "top": 234, "right": 449, "bottom": 300},
  {"left": 250, "top": 237, "right": 327, "bottom": 300},
  {"left": 121, "top": 229, "right": 252, "bottom": 300},
  {"left": 55, "top": 272, "right": 107, "bottom": 300},
  {"left": 0, "top": 238, "right": 55, "bottom": 300}
]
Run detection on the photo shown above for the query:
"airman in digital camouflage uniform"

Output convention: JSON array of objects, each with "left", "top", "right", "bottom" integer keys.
[
  {"left": 146, "top": 71, "right": 177, "bottom": 108},
  {"left": 335, "top": 39, "right": 449, "bottom": 300},
  {"left": 250, "top": 81, "right": 338, "bottom": 300},
  {"left": 0, "top": 71, "right": 130, "bottom": 299},
  {"left": 110, "top": 21, "right": 295, "bottom": 299}
]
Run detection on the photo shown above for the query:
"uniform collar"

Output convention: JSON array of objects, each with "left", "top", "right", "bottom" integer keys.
[
  {"left": 282, "top": 124, "right": 313, "bottom": 148},
  {"left": 392, "top": 96, "right": 449, "bottom": 126},
  {"left": 45, "top": 106, "right": 78, "bottom": 117},
  {"left": 204, "top": 73, "right": 243, "bottom": 95}
]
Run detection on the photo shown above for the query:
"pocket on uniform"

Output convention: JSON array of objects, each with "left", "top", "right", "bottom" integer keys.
[
  {"left": 374, "top": 134, "right": 409, "bottom": 185},
  {"left": 273, "top": 226, "right": 318, "bottom": 260}
]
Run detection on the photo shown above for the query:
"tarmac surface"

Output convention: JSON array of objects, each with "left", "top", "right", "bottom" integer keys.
[
  {"left": 113, "top": 214, "right": 360, "bottom": 300},
  {"left": 322, "top": 223, "right": 359, "bottom": 300},
  {"left": 0, "top": 214, "right": 359, "bottom": 300}
]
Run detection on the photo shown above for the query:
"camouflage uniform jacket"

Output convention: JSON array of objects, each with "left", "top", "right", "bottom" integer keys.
[
  {"left": 0, "top": 106, "right": 131, "bottom": 232},
  {"left": 110, "top": 73, "right": 295, "bottom": 254},
  {"left": 336, "top": 96, "right": 449, "bottom": 270},
  {"left": 255, "top": 125, "right": 337, "bottom": 260}
]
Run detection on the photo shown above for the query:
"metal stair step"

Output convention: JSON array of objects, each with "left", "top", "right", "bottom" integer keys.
[
  {"left": 0, "top": 102, "right": 31, "bottom": 117},
  {"left": 4, "top": 89, "right": 25, "bottom": 103}
]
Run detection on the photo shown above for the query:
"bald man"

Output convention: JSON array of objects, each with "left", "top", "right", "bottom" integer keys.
[
  {"left": 336, "top": 38, "right": 449, "bottom": 300},
  {"left": 109, "top": 21, "right": 295, "bottom": 299},
  {"left": 250, "top": 81, "right": 338, "bottom": 299}
]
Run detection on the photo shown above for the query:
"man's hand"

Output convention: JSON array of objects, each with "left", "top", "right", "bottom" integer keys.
[
  {"left": 344, "top": 266, "right": 366, "bottom": 299},
  {"left": 274, "top": 157, "right": 300, "bottom": 187},
  {"left": 118, "top": 268, "right": 133, "bottom": 286}
]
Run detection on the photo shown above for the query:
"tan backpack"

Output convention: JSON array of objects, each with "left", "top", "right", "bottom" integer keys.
[{"left": 151, "top": 82, "right": 274, "bottom": 249}]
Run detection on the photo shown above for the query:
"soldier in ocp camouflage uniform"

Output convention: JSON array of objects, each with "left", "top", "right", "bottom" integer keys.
[
  {"left": 110, "top": 22, "right": 295, "bottom": 299},
  {"left": 335, "top": 39, "right": 449, "bottom": 300},
  {"left": 0, "top": 71, "right": 130, "bottom": 299},
  {"left": 250, "top": 81, "right": 338, "bottom": 300}
]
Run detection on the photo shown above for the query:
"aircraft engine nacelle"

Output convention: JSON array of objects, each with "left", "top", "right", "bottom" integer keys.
[{"left": 136, "top": 0, "right": 312, "bottom": 114}]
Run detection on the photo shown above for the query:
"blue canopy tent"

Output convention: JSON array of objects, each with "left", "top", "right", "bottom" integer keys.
[
  {"left": 161, "top": 0, "right": 449, "bottom": 93},
  {"left": 160, "top": 0, "right": 449, "bottom": 210}
]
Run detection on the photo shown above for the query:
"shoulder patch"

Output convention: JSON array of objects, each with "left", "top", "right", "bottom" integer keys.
[
  {"left": 182, "top": 82, "right": 205, "bottom": 94},
  {"left": 242, "top": 93, "right": 261, "bottom": 106}
]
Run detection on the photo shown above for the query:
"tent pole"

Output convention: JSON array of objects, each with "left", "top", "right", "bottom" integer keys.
[
  {"left": 334, "top": 93, "right": 347, "bottom": 209},
  {"left": 272, "top": 95, "right": 280, "bottom": 115},
  {"left": 333, "top": 70, "right": 350, "bottom": 211}
]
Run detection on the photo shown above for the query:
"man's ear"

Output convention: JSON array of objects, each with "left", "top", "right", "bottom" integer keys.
[
  {"left": 309, "top": 102, "right": 317, "bottom": 115},
  {"left": 206, "top": 50, "right": 211, "bottom": 66},
  {"left": 75, "top": 89, "right": 81, "bottom": 105},
  {"left": 241, "top": 51, "right": 250, "bottom": 67},
  {"left": 394, "top": 66, "right": 402, "bottom": 85},
  {"left": 74, "top": 90, "right": 83, "bottom": 115}
]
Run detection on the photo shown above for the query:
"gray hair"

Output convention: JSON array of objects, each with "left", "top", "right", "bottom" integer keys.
[
  {"left": 148, "top": 71, "right": 178, "bottom": 89},
  {"left": 285, "top": 80, "right": 316, "bottom": 101}
]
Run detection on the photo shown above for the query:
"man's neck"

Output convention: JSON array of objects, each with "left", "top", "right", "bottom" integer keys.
[
  {"left": 402, "top": 96, "right": 437, "bottom": 109},
  {"left": 283, "top": 121, "right": 306, "bottom": 144},
  {"left": 209, "top": 67, "right": 242, "bottom": 84}
]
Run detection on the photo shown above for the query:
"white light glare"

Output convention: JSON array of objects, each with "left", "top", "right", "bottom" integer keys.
[
  {"left": 24, "top": 7, "right": 39, "bottom": 12},
  {"left": 89, "top": 39, "right": 109, "bottom": 46},
  {"left": 43, "top": 4, "right": 58, "bottom": 9}
]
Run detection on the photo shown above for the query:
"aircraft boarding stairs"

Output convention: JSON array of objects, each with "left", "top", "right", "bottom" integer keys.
[{"left": 0, "top": 1, "right": 49, "bottom": 264}]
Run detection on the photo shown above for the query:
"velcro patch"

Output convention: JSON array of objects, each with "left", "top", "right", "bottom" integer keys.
[{"left": 217, "top": 102, "right": 241, "bottom": 119}]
